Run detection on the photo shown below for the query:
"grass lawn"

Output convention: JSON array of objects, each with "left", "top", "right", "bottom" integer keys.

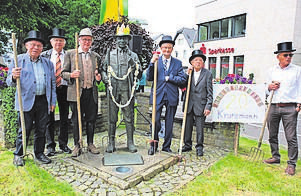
[
  {"left": 0, "top": 147, "right": 80, "bottom": 195},
  {"left": 171, "top": 137, "right": 301, "bottom": 195}
]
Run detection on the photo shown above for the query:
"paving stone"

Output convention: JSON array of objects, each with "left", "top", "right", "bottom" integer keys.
[
  {"left": 78, "top": 184, "right": 88, "bottom": 191},
  {"left": 85, "top": 188, "right": 94, "bottom": 195}
]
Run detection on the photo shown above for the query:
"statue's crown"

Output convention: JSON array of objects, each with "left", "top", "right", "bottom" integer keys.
[{"left": 116, "top": 24, "right": 130, "bottom": 36}]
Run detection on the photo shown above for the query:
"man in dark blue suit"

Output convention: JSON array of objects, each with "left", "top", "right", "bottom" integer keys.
[{"left": 146, "top": 35, "right": 186, "bottom": 155}]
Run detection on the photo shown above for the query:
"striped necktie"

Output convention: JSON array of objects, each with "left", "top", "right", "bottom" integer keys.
[
  {"left": 56, "top": 53, "right": 62, "bottom": 87},
  {"left": 164, "top": 59, "right": 168, "bottom": 75}
]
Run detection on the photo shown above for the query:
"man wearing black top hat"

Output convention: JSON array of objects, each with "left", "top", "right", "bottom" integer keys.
[
  {"left": 7, "top": 30, "right": 56, "bottom": 166},
  {"left": 263, "top": 42, "right": 301, "bottom": 176},
  {"left": 146, "top": 35, "right": 186, "bottom": 155},
  {"left": 41, "top": 28, "right": 72, "bottom": 156},
  {"left": 180, "top": 50, "right": 213, "bottom": 156}
]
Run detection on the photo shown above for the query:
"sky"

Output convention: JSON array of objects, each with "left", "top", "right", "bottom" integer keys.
[{"left": 128, "top": 0, "right": 195, "bottom": 36}]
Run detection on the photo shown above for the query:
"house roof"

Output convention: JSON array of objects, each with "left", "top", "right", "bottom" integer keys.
[{"left": 174, "top": 28, "right": 197, "bottom": 48}]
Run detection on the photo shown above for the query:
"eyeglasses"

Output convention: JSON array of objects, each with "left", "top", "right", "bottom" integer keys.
[
  {"left": 283, "top": 54, "right": 294, "bottom": 57},
  {"left": 80, "top": 38, "right": 92, "bottom": 42},
  {"left": 52, "top": 39, "right": 65, "bottom": 43},
  {"left": 28, "top": 43, "right": 43, "bottom": 49}
]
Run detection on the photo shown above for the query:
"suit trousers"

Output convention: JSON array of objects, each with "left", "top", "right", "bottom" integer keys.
[
  {"left": 267, "top": 104, "right": 298, "bottom": 166},
  {"left": 70, "top": 88, "right": 97, "bottom": 146},
  {"left": 46, "top": 85, "right": 69, "bottom": 149},
  {"left": 155, "top": 100, "right": 177, "bottom": 150},
  {"left": 14, "top": 95, "right": 48, "bottom": 157},
  {"left": 184, "top": 111, "right": 205, "bottom": 150}
]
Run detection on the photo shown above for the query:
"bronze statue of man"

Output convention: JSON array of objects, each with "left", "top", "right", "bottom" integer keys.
[{"left": 101, "top": 24, "right": 142, "bottom": 153}]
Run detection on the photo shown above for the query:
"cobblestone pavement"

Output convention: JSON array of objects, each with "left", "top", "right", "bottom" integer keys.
[{"left": 39, "top": 129, "right": 229, "bottom": 196}]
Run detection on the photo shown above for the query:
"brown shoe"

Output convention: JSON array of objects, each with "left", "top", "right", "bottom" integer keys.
[
  {"left": 88, "top": 144, "right": 100, "bottom": 154},
  {"left": 71, "top": 145, "right": 81, "bottom": 157},
  {"left": 263, "top": 157, "right": 280, "bottom": 164},
  {"left": 285, "top": 165, "right": 295, "bottom": 176}
]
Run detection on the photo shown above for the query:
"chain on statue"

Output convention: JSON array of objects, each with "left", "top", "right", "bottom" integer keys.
[{"left": 107, "top": 62, "right": 139, "bottom": 108}]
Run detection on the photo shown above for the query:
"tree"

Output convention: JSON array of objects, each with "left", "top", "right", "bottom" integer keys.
[{"left": 0, "top": 0, "right": 101, "bottom": 54}]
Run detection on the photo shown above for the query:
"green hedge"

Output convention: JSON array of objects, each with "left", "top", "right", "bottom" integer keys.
[{"left": 0, "top": 87, "right": 18, "bottom": 146}]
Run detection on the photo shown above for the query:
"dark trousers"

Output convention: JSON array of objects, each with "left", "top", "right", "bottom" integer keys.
[
  {"left": 184, "top": 111, "right": 206, "bottom": 150},
  {"left": 14, "top": 95, "right": 48, "bottom": 157},
  {"left": 46, "top": 85, "right": 69, "bottom": 149},
  {"left": 70, "top": 88, "right": 97, "bottom": 146},
  {"left": 267, "top": 104, "right": 298, "bottom": 166},
  {"left": 155, "top": 100, "right": 177, "bottom": 150}
]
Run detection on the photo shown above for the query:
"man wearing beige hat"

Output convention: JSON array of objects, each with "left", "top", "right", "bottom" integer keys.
[{"left": 62, "top": 28, "right": 102, "bottom": 157}]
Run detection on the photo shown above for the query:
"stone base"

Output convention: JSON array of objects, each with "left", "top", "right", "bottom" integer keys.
[{"left": 64, "top": 145, "right": 177, "bottom": 190}]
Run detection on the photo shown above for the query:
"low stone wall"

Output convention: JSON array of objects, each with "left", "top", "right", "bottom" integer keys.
[{"left": 0, "top": 92, "right": 236, "bottom": 150}]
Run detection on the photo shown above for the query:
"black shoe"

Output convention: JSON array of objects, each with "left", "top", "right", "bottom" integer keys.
[
  {"left": 162, "top": 148, "right": 172, "bottom": 153},
  {"left": 46, "top": 147, "right": 55, "bottom": 157},
  {"left": 13, "top": 155, "right": 25, "bottom": 167},
  {"left": 179, "top": 146, "right": 192, "bottom": 153},
  {"left": 196, "top": 149, "right": 204, "bottom": 156},
  {"left": 59, "top": 145, "right": 72, "bottom": 154},
  {"left": 148, "top": 146, "right": 158, "bottom": 155},
  {"left": 36, "top": 154, "right": 52, "bottom": 164}
]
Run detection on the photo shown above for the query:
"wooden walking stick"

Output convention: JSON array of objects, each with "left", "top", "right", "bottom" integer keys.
[
  {"left": 177, "top": 69, "right": 192, "bottom": 162},
  {"left": 149, "top": 51, "right": 160, "bottom": 154},
  {"left": 12, "top": 33, "right": 27, "bottom": 157},
  {"left": 75, "top": 33, "right": 83, "bottom": 151}
]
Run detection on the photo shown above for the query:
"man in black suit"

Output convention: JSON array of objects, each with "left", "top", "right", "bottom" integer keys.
[
  {"left": 41, "top": 28, "right": 72, "bottom": 156},
  {"left": 181, "top": 50, "right": 213, "bottom": 156}
]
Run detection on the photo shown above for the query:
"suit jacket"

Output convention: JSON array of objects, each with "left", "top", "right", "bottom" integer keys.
[
  {"left": 101, "top": 47, "right": 142, "bottom": 96},
  {"left": 146, "top": 56, "right": 186, "bottom": 106},
  {"left": 61, "top": 49, "right": 101, "bottom": 103},
  {"left": 183, "top": 68, "right": 213, "bottom": 115},
  {"left": 7, "top": 53, "right": 56, "bottom": 113}
]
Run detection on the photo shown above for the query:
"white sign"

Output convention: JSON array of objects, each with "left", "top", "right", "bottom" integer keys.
[{"left": 211, "top": 84, "right": 265, "bottom": 123}]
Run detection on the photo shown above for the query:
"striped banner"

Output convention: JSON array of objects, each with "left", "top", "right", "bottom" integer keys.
[{"left": 99, "top": 0, "right": 128, "bottom": 24}]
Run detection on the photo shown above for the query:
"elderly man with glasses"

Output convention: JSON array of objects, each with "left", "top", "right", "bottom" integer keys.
[
  {"left": 263, "top": 42, "right": 301, "bottom": 176},
  {"left": 7, "top": 30, "right": 57, "bottom": 166}
]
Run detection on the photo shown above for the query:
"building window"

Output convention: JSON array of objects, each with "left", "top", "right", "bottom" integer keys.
[
  {"left": 197, "top": 13, "right": 246, "bottom": 41},
  {"left": 233, "top": 15, "right": 246, "bottom": 37},
  {"left": 220, "top": 56, "right": 229, "bottom": 79},
  {"left": 209, "top": 57, "right": 217, "bottom": 79},
  {"left": 234, "top": 56, "right": 244, "bottom": 76}
]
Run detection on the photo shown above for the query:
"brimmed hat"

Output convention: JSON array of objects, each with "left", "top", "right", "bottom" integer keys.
[
  {"left": 274, "top": 42, "right": 296, "bottom": 54},
  {"left": 114, "top": 24, "right": 132, "bottom": 40},
  {"left": 79, "top": 28, "right": 93, "bottom": 37},
  {"left": 48, "top": 28, "right": 67, "bottom": 39},
  {"left": 159, "top": 35, "right": 175, "bottom": 47},
  {"left": 189, "top": 50, "right": 206, "bottom": 64},
  {"left": 23, "top": 30, "right": 45, "bottom": 45}
]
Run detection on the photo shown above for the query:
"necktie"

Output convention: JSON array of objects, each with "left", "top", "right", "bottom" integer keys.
[
  {"left": 56, "top": 53, "right": 62, "bottom": 87},
  {"left": 164, "top": 59, "right": 168, "bottom": 75}
]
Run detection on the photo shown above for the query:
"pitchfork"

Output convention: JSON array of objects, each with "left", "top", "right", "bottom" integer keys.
[{"left": 248, "top": 90, "right": 274, "bottom": 161}]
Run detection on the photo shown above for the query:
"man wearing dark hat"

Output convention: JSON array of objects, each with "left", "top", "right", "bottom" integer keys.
[
  {"left": 41, "top": 28, "right": 71, "bottom": 156},
  {"left": 7, "top": 30, "right": 57, "bottom": 166},
  {"left": 263, "top": 42, "right": 301, "bottom": 176},
  {"left": 101, "top": 24, "right": 142, "bottom": 153},
  {"left": 146, "top": 35, "right": 186, "bottom": 155},
  {"left": 62, "top": 28, "right": 101, "bottom": 157},
  {"left": 180, "top": 50, "right": 213, "bottom": 156}
]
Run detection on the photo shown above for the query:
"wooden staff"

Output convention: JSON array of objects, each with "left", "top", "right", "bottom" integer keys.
[
  {"left": 151, "top": 52, "right": 160, "bottom": 145},
  {"left": 12, "top": 33, "right": 27, "bottom": 156},
  {"left": 75, "top": 33, "right": 83, "bottom": 149},
  {"left": 178, "top": 69, "right": 192, "bottom": 157}
]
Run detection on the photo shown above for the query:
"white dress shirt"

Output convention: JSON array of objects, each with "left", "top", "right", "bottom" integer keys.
[
  {"left": 266, "top": 63, "right": 301, "bottom": 103},
  {"left": 50, "top": 49, "right": 67, "bottom": 86},
  {"left": 194, "top": 69, "right": 202, "bottom": 84}
]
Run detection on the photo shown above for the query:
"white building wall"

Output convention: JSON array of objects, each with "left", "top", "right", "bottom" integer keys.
[
  {"left": 194, "top": 0, "right": 300, "bottom": 83},
  {"left": 173, "top": 34, "right": 193, "bottom": 68}
]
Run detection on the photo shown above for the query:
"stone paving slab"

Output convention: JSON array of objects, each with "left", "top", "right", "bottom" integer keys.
[{"left": 38, "top": 129, "right": 229, "bottom": 195}]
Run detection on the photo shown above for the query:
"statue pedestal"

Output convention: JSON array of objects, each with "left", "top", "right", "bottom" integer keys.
[{"left": 103, "top": 152, "right": 143, "bottom": 166}]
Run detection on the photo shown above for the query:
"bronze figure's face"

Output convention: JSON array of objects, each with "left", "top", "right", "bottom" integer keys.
[{"left": 116, "top": 36, "right": 130, "bottom": 49}]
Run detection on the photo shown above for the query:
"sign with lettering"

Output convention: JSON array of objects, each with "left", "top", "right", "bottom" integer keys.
[
  {"left": 208, "top": 48, "right": 235, "bottom": 55},
  {"left": 211, "top": 84, "right": 265, "bottom": 123}
]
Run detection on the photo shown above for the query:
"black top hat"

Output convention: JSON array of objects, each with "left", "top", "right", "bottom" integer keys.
[
  {"left": 274, "top": 42, "right": 296, "bottom": 54},
  {"left": 48, "top": 28, "right": 67, "bottom": 40},
  {"left": 189, "top": 50, "right": 206, "bottom": 64},
  {"left": 159, "top": 35, "right": 175, "bottom": 47},
  {"left": 23, "top": 30, "right": 45, "bottom": 45}
]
